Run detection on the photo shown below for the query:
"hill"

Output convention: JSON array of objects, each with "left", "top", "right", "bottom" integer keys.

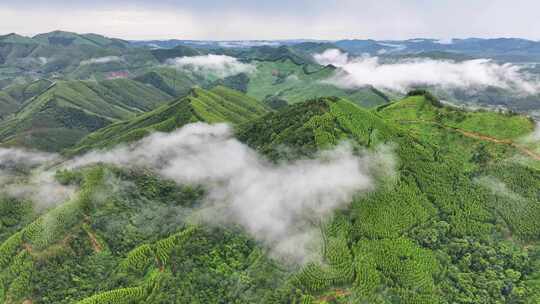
[
  {"left": 132, "top": 49, "right": 388, "bottom": 107},
  {"left": 32, "top": 31, "right": 129, "bottom": 48},
  {"left": 245, "top": 58, "right": 389, "bottom": 107},
  {"left": 150, "top": 45, "right": 203, "bottom": 63},
  {"left": 239, "top": 95, "right": 540, "bottom": 302},
  {"left": 0, "top": 31, "right": 149, "bottom": 89},
  {"left": 221, "top": 45, "right": 315, "bottom": 65},
  {"left": 1, "top": 92, "right": 539, "bottom": 303},
  {"left": 133, "top": 67, "right": 212, "bottom": 97},
  {"left": 0, "top": 79, "right": 172, "bottom": 151},
  {"left": 0, "top": 79, "right": 54, "bottom": 118},
  {"left": 334, "top": 37, "right": 540, "bottom": 61},
  {"left": 0, "top": 33, "right": 36, "bottom": 44},
  {"left": 69, "top": 86, "right": 270, "bottom": 154}
]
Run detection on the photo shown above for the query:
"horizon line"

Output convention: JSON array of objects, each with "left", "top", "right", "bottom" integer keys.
[{"left": 2, "top": 30, "right": 540, "bottom": 43}]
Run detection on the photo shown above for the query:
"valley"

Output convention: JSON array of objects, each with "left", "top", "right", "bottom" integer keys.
[{"left": 0, "top": 29, "right": 539, "bottom": 303}]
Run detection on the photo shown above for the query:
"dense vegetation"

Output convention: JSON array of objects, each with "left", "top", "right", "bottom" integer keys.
[
  {"left": 0, "top": 90, "right": 538, "bottom": 303},
  {"left": 0, "top": 31, "right": 539, "bottom": 303},
  {"left": 245, "top": 58, "right": 389, "bottom": 107},
  {"left": 69, "top": 86, "right": 269, "bottom": 154},
  {"left": 0, "top": 79, "right": 172, "bottom": 151}
]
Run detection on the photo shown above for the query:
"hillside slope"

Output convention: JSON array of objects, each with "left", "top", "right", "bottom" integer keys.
[
  {"left": 69, "top": 86, "right": 270, "bottom": 154},
  {"left": 0, "top": 94, "right": 539, "bottom": 303},
  {"left": 239, "top": 95, "right": 540, "bottom": 303},
  {"left": 133, "top": 67, "right": 213, "bottom": 97},
  {"left": 245, "top": 58, "right": 389, "bottom": 107},
  {"left": 0, "top": 79, "right": 55, "bottom": 118},
  {"left": 32, "top": 31, "right": 129, "bottom": 48},
  {"left": 0, "top": 79, "right": 172, "bottom": 151}
]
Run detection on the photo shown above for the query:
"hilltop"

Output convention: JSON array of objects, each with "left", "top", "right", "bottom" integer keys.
[
  {"left": 69, "top": 86, "right": 269, "bottom": 154},
  {"left": 0, "top": 78, "right": 172, "bottom": 151},
  {"left": 0, "top": 31, "right": 129, "bottom": 48},
  {"left": 0, "top": 91, "right": 539, "bottom": 303}
]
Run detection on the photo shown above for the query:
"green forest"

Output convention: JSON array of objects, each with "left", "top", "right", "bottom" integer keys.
[
  {"left": 1, "top": 90, "right": 539, "bottom": 303},
  {"left": 0, "top": 30, "right": 539, "bottom": 303}
]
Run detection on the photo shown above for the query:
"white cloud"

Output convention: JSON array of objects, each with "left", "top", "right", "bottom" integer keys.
[
  {"left": 286, "top": 74, "right": 300, "bottom": 82},
  {"left": 80, "top": 56, "right": 122, "bottom": 66},
  {"left": 313, "top": 49, "right": 349, "bottom": 66},
  {"left": 436, "top": 38, "right": 454, "bottom": 44},
  {"left": 0, "top": 147, "right": 57, "bottom": 166},
  {"left": 69, "top": 122, "right": 393, "bottom": 263},
  {"left": 374, "top": 43, "right": 407, "bottom": 54},
  {"left": 314, "top": 49, "right": 540, "bottom": 94},
  {"left": 475, "top": 176, "right": 524, "bottom": 201},
  {"left": 0, "top": 126, "right": 391, "bottom": 264},
  {"left": 217, "top": 41, "right": 281, "bottom": 48},
  {"left": 532, "top": 122, "right": 540, "bottom": 141},
  {"left": 521, "top": 121, "right": 540, "bottom": 143},
  {"left": 166, "top": 55, "right": 255, "bottom": 77},
  {"left": 0, "top": 148, "right": 75, "bottom": 209},
  {"left": 4, "top": 171, "right": 76, "bottom": 210}
]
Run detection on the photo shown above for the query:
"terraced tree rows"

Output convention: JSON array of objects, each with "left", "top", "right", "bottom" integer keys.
[{"left": 0, "top": 91, "right": 539, "bottom": 303}]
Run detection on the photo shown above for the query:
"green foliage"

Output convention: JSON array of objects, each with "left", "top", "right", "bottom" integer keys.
[
  {"left": 214, "top": 72, "right": 250, "bottom": 93},
  {"left": 238, "top": 98, "right": 329, "bottom": 159},
  {"left": 0, "top": 78, "right": 172, "bottom": 151},
  {"left": 75, "top": 285, "right": 148, "bottom": 304},
  {"left": 3, "top": 250, "right": 33, "bottom": 302},
  {"left": 0, "top": 91, "right": 539, "bottom": 303},
  {"left": 294, "top": 230, "right": 354, "bottom": 294},
  {"left": 264, "top": 96, "right": 289, "bottom": 110},
  {"left": 379, "top": 94, "right": 534, "bottom": 140},
  {"left": 477, "top": 162, "right": 540, "bottom": 241},
  {"left": 0, "top": 231, "right": 24, "bottom": 269},
  {"left": 0, "top": 197, "right": 34, "bottom": 242},
  {"left": 353, "top": 238, "right": 441, "bottom": 303},
  {"left": 151, "top": 45, "right": 201, "bottom": 63},
  {"left": 119, "top": 226, "right": 196, "bottom": 275},
  {"left": 69, "top": 86, "right": 269, "bottom": 154},
  {"left": 154, "top": 226, "right": 196, "bottom": 266},
  {"left": 55, "top": 169, "right": 84, "bottom": 186},
  {"left": 240, "top": 95, "right": 540, "bottom": 302},
  {"left": 407, "top": 89, "right": 443, "bottom": 107},
  {"left": 352, "top": 179, "right": 435, "bottom": 239},
  {"left": 245, "top": 58, "right": 388, "bottom": 107},
  {"left": 133, "top": 67, "right": 206, "bottom": 97}
]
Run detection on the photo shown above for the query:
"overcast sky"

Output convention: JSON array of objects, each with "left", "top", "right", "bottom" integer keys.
[{"left": 1, "top": 0, "right": 539, "bottom": 40}]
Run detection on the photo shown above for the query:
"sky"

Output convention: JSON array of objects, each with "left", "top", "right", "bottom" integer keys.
[{"left": 1, "top": 0, "right": 539, "bottom": 40}]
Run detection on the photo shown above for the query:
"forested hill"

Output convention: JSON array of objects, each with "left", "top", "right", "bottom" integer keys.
[
  {"left": 0, "top": 78, "right": 172, "bottom": 152},
  {"left": 0, "top": 90, "right": 539, "bottom": 303},
  {"left": 68, "top": 86, "right": 270, "bottom": 155}
]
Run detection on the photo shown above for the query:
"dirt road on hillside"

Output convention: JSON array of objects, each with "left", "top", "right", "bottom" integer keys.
[{"left": 398, "top": 119, "right": 540, "bottom": 161}]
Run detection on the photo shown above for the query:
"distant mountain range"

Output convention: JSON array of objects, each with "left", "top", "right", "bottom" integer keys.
[
  {"left": 0, "top": 30, "right": 539, "bottom": 125},
  {"left": 132, "top": 37, "right": 540, "bottom": 62},
  {"left": 4, "top": 30, "right": 540, "bottom": 65}
]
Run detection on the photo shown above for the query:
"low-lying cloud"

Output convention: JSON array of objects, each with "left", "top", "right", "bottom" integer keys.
[
  {"left": 0, "top": 124, "right": 393, "bottom": 263},
  {"left": 70, "top": 122, "right": 392, "bottom": 263},
  {"left": 166, "top": 55, "right": 255, "bottom": 78},
  {"left": 217, "top": 41, "right": 281, "bottom": 48},
  {"left": 80, "top": 56, "right": 123, "bottom": 66},
  {"left": 313, "top": 49, "right": 350, "bottom": 66},
  {"left": 525, "top": 121, "right": 540, "bottom": 142},
  {"left": 314, "top": 49, "right": 540, "bottom": 94},
  {"left": 0, "top": 148, "right": 75, "bottom": 209},
  {"left": 0, "top": 148, "right": 57, "bottom": 168},
  {"left": 475, "top": 176, "right": 524, "bottom": 201}
]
